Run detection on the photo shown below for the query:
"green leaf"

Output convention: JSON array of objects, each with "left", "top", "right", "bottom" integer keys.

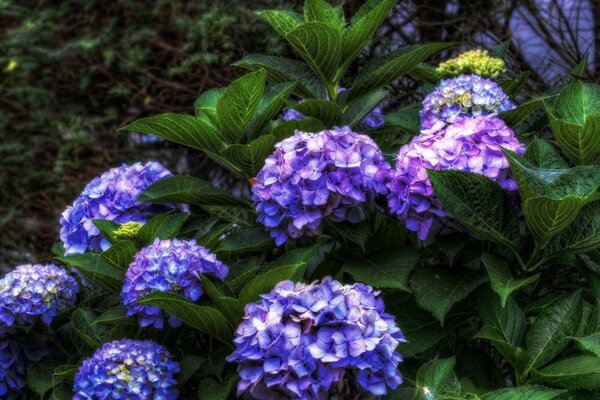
[
  {"left": 481, "top": 386, "right": 566, "bottom": 400},
  {"left": 201, "top": 205, "right": 256, "bottom": 227},
  {"left": 414, "top": 357, "right": 460, "bottom": 400},
  {"left": 201, "top": 276, "right": 243, "bottom": 326},
  {"left": 194, "top": 88, "right": 223, "bottom": 125},
  {"left": 526, "top": 290, "right": 583, "bottom": 370},
  {"left": 291, "top": 99, "right": 342, "bottom": 127},
  {"left": 533, "top": 355, "right": 600, "bottom": 390},
  {"left": 271, "top": 118, "right": 325, "bottom": 140},
  {"left": 411, "top": 267, "right": 487, "bottom": 323},
  {"left": 342, "top": 0, "right": 399, "bottom": 66},
  {"left": 197, "top": 376, "right": 236, "bottom": 400},
  {"left": 409, "top": 63, "right": 443, "bottom": 84},
  {"left": 330, "top": 220, "right": 369, "bottom": 250},
  {"left": 522, "top": 139, "right": 567, "bottom": 169},
  {"left": 101, "top": 240, "right": 137, "bottom": 271},
  {"left": 258, "top": 10, "right": 303, "bottom": 37},
  {"left": 383, "top": 106, "right": 421, "bottom": 134},
  {"left": 500, "top": 71, "right": 531, "bottom": 98},
  {"left": 346, "top": 43, "right": 451, "bottom": 103},
  {"left": 551, "top": 115, "right": 600, "bottom": 165},
  {"left": 139, "top": 176, "right": 249, "bottom": 208},
  {"left": 120, "top": 113, "right": 225, "bottom": 153},
  {"left": 57, "top": 253, "right": 123, "bottom": 293},
  {"left": 71, "top": 308, "right": 109, "bottom": 348},
  {"left": 545, "top": 201, "right": 600, "bottom": 258},
  {"left": 93, "top": 305, "right": 136, "bottom": 326},
  {"left": 92, "top": 220, "right": 120, "bottom": 244},
  {"left": 136, "top": 213, "right": 189, "bottom": 246},
  {"left": 481, "top": 254, "right": 540, "bottom": 307},
  {"left": 343, "top": 248, "right": 418, "bottom": 291},
  {"left": 285, "top": 22, "right": 342, "bottom": 82},
  {"left": 221, "top": 134, "right": 278, "bottom": 178},
  {"left": 475, "top": 292, "right": 529, "bottom": 371},
  {"left": 340, "top": 89, "right": 387, "bottom": 128},
  {"left": 27, "top": 361, "right": 63, "bottom": 395},
  {"left": 137, "top": 292, "right": 232, "bottom": 345},
  {"left": 390, "top": 298, "right": 457, "bottom": 357},
  {"left": 304, "top": 0, "right": 343, "bottom": 28},
  {"left": 217, "top": 69, "right": 267, "bottom": 143},
  {"left": 499, "top": 96, "right": 550, "bottom": 127},
  {"left": 555, "top": 81, "right": 600, "bottom": 126},
  {"left": 428, "top": 169, "right": 520, "bottom": 250},
  {"left": 178, "top": 356, "right": 206, "bottom": 386},
  {"left": 233, "top": 55, "right": 323, "bottom": 98},
  {"left": 217, "top": 226, "right": 273, "bottom": 254},
  {"left": 247, "top": 82, "right": 298, "bottom": 139},
  {"left": 571, "top": 332, "right": 600, "bottom": 357},
  {"left": 238, "top": 263, "right": 306, "bottom": 306}
]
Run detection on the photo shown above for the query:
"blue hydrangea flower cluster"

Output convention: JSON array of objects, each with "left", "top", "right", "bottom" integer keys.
[
  {"left": 227, "top": 277, "right": 406, "bottom": 399},
  {"left": 121, "top": 238, "right": 229, "bottom": 329},
  {"left": 0, "top": 335, "right": 47, "bottom": 400},
  {"left": 387, "top": 115, "right": 524, "bottom": 240},
  {"left": 73, "top": 339, "right": 180, "bottom": 400},
  {"left": 0, "top": 264, "right": 78, "bottom": 334},
  {"left": 283, "top": 87, "right": 385, "bottom": 129},
  {"left": 420, "top": 74, "right": 515, "bottom": 129},
  {"left": 252, "top": 126, "right": 391, "bottom": 246},
  {"left": 59, "top": 161, "right": 180, "bottom": 255}
]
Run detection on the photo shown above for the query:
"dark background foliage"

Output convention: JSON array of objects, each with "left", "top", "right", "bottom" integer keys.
[{"left": 0, "top": 0, "right": 596, "bottom": 272}]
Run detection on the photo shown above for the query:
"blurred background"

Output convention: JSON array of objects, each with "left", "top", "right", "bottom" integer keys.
[{"left": 0, "top": 0, "right": 597, "bottom": 272}]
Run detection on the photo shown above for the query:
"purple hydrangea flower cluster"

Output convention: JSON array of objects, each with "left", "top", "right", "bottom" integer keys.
[
  {"left": 252, "top": 126, "right": 391, "bottom": 246},
  {"left": 73, "top": 339, "right": 180, "bottom": 400},
  {"left": 283, "top": 88, "right": 385, "bottom": 129},
  {"left": 387, "top": 115, "right": 525, "bottom": 239},
  {"left": 420, "top": 74, "right": 515, "bottom": 129},
  {"left": 0, "top": 264, "right": 78, "bottom": 334},
  {"left": 227, "top": 277, "right": 405, "bottom": 399},
  {"left": 0, "top": 335, "right": 47, "bottom": 400},
  {"left": 59, "top": 161, "right": 180, "bottom": 255},
  {"left": 121, "top": 238, "right": 229, "bottom": 329}
]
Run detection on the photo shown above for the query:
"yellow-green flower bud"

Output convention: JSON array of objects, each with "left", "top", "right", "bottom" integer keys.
[
  {"left": 437, "top": 49, "right": 505, "bottom": 78},
  {"left": 115, "top": 222, "right": 143, "bottom": 240},
  {"left": 3, "top": 59, "right": 19, "bottom": 73}
]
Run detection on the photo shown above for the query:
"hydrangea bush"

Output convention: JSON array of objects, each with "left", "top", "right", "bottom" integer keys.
[{"left": 6, "top": 0, "right": 600, "bottom": 399}]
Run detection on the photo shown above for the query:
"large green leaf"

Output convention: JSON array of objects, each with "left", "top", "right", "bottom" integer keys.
[
  {"left": 217, "top": 226, "right": 273, "bottom": 254},
  {"left": 57, "top": 253, "right": 123, "bottom": 293},
  {"left": 201, "top": 205, "right": 256, "bottom": 227},
  {"left": 139, "top": 176, "right": 249, "bottom": 208},
  {"left": 136, "top": 213, "right": 189, "bottom": 246},
  {"left": 475, "top": 292, "right": 529, "bottom": 371},
  {"left": 383, "top": 106, "right": 421, "bottom": 135},
  {"left": 233, "top": 55, "right": 323, "bottom": 98},
  {"left": 428, "top": 169, "right": 520, "bottom": 250},
  {"left": 571, "top": 332, "right": 600, "bottom": 357},
  {"left": 346, "top": 43, "right": 451, "bottom": 103},
  {"left": 221, "top": 134, "right": 278, "bottom": 178},
  {"left": 304, "top": 0, "right": 343, "bottom": 28},
  {"left": 340, "top": 89, "right": 387, "bottom": 128},
  {"left": 71, "top": 308, "right": 109, "bottom": 348},
  {"left": 522, "top": 139, "right": 567, "bottom": 169},
  {"left": 120, "top": 113, "right": 225, "bottom": 153},
  {"left": 414, "top": 357, "right": 460, "bottom": 400},
  {"left": 482, "top": 254, "right": 539, "bottom": 307},
  {"left": 545, "top": 201, "right": 600, "bottom": 258},
  {"left": 555, "top": 81, "right": 600, "bottom": 126},
  {"left": 217, "top": 69, "right": 267, "bottom": 143},
  {"left": 411, "top": 267, "right": 487, "bottom": 323},
  {"left": 194, "top": 88, "right": 223, "bottom": 125},
  {"left": 342, "top": 0, "right": 399, "bottom": 67},
  {"left": 526, "top": 290, "right": 583, "bottom": 370},
  {"left": 258, "top": 10, "right": 303, "bottom": 37},
  {"left": 247, "top": 82, "right": 298, "bottom": 139},
  {"left": 292, "top": 99, "right": 342, "bottom": 127},
  {"left": 238, "top": 263, "right": 306, "bottom": 306},
  {"left": 201, "top": 275, "right": 243, "bottom": 327},
  {"left": 137, "top": 292, "right": 232, "bottom": 345},
  {"left": 500, "top": 71, "right": 531, "bottom": 97},
  {"left": 100, "top": 240, "right": 137, "bottom": 271},
  {"left": 481, "top": 386, "right": 566, "bottom": 400},
  {"left": 93, "top": 305, "right": 136, "bottom": 326},
  {"left": 533, "top": 355, "right": 600, "bottom": 390},
  {"left": 284, "top": 22, "right": 342, "bottom": 83},
  {"left": 499, "top": 96, "right": 550, "bottom": 127},
  {"left": 343, "top": 248, "right": 418, "bottom": 291},
  {"left": 551, "top": 115, "right": 600, "bottom": 165}
]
